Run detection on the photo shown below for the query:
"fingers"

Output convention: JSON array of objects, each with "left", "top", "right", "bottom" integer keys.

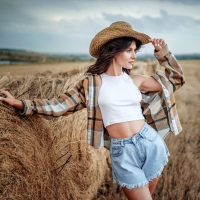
[
  {"left": 0, "top": 90, "right": 5, "bottom": 102},
  {"left": 0, "top": 90, "right": 11, "bottom": 101},
  {"left": 0, "top": 90, "right": 8, "bottom": 97},
  {"left": 148, "top": 38, "right": 166, "bottom": 51},
  {"left": 149, "top": 38, "right": 165, "bottom": 45},
  {"left": 0, "top": 90, "right": 12, "bottom": 97},
  {"left": 0, "top": 90, "right": 15, "bottom": 104},
  {"left": 154, "top": 38, "right": 163, "bottom": 47}
]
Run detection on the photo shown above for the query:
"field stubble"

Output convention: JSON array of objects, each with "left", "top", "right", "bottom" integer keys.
[{"left": 0, "top": 60, "right": 199, "bottom": 200}]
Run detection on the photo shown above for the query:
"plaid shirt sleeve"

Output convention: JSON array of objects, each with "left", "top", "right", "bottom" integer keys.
[
  {"left": 141, "top": 44, "right": 185, "bottom": 138},
  {"left": 154, "top": 44, "right": 185, "bottom": 91},
  {"left": 20, "top": 79, "right": 86, "bottom": 118}
]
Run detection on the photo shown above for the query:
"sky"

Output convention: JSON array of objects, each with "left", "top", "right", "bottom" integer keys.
[{"left": 0, "top": 0, "right": 200, "bottom": 56}]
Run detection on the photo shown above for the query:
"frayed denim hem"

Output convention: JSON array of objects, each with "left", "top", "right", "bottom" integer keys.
[
  {"left": 146, "top": 158, "right": 169, "bottom": 182},
  {"left": 113, "top": 179, "right": 149, "bottom": 190},
  {"left": 113, "top": 158, "right": 170, "bottom": 190}
]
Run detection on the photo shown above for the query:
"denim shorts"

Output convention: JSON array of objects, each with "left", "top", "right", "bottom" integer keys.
[{"left": 110, "top": 122, "right": 170, "bottom": 190}]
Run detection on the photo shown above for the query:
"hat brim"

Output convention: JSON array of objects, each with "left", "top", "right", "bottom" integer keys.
[{"left": 89, "top": 26, "right": 151, "bottom": 58}]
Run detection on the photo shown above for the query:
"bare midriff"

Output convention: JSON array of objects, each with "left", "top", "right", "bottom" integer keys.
[{"left": 106, "top": 119, "right": 145, "bottom": 139}]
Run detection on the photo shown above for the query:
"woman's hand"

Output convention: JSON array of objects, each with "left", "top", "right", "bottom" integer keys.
[
  {"left": 149, "top": 38, "right": 166, "bottom": 51},
  {"left": 0, "top": 90, "right": 24, "bottom": 109}
]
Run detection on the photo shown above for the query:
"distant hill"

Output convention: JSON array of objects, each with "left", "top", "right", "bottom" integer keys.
[
  {"left": 0, "top": 49, "right": 93, "bottom": 64},
  {"left": 0, "top": 48, "right": 200, "bottom": 64}
]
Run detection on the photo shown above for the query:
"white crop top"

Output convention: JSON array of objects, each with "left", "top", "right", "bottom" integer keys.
[{"left": 98, "top": 72, "right": 144, "bottom": 127}]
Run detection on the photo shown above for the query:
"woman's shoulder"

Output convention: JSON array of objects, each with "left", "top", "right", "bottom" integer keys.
[{"left": 129, "top": 74, "right": 150, "bottom": 89}]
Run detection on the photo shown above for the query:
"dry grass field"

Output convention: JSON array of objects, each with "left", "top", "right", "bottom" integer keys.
[
  {"left": 0, "top": 61, "right": 91, "bottom": 76},
  {"left": 0, "top": 60, "right": 199, "bottom": 200}
]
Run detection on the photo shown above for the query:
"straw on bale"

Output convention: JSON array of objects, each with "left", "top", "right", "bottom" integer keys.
[{"left": 0, "top": 102, "right": 55, "bottom": 199}]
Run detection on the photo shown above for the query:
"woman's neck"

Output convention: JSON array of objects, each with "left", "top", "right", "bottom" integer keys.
[{"left": 105, "top": 61, "right": 123, "bottom": 76}]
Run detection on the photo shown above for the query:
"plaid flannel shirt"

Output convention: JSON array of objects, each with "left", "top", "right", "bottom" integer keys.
[{"left": 21, "top": 45, "right": 185, "bottom": 149}]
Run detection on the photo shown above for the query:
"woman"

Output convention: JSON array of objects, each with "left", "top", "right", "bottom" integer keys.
[{"left": 0, "top": 21, "right": 185, "bottom": 200}]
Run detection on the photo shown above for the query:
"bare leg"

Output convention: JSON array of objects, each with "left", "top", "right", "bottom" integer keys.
[
  {"left": 149, "top": 177, "right": 159, "bottom": 195},
  {"left": 122, "top": 185, "right": 152, "bottom": 200}
]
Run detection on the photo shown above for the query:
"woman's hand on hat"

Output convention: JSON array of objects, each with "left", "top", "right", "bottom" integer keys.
[{"left": 149, "top": 38, "right": 166, "bottom": 52}]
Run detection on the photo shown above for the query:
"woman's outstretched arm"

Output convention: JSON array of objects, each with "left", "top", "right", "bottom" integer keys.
[{"left": 0, "top": 80, "right": 86, "bottom": 117}]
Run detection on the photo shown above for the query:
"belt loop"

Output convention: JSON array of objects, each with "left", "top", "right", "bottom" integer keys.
[
  {"left": 139, "top": 130, "right": 145, "bottom": 138},
  {"left": 140, "top": 132, "right": 145, "bottom": 139},
  {"left": 132, "top": 136, "right": 136, "bottom": 143},
  {"left": 121, "top": 140, "right": 124, "bottom": 147}
]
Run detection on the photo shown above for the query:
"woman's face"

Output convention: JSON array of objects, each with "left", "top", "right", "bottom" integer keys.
[{"left": 113, "top": 40, "right": 137, "bottom": 70}]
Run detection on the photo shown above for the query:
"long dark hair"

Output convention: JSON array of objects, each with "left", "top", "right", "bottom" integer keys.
[{"left": 86, "top": 37, "right": 142, "bottom": 75}]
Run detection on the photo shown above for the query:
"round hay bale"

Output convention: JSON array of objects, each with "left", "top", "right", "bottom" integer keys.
[{"left": 0, "top": 102, "right": 56, "bottom": 199}]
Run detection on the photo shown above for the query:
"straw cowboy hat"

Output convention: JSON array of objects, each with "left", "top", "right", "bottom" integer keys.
[{"left": 89, "top": 21, "right": 150, "bottom": 58}]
